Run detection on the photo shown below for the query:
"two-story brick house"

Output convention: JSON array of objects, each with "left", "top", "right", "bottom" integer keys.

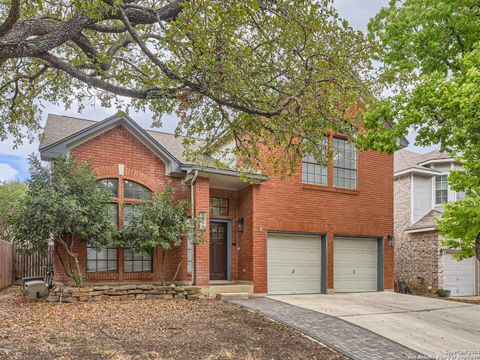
[
  {"left": 40, "top": 113, "right": 395, "bottom": 294},
  {"left": 394, "top": 149, "right": 480, "bottom": 296}
]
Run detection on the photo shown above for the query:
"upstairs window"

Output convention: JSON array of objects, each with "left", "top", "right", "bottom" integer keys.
[
  {"left": 98, "top": 178, "right": 118, "bottom": 197},
  {"left": 333, "top": 138, "right": 357, "bottom": 189},
  {"left": 210, "top": 197, "right": 229, "bottom": 216},
  {"left": 124, "top": 180, "right": 152, "bottom": 200},
  {"left": 435, "top": 175, "right": 448, "bottom": 204},
  {"left": 302, "top": 155, "right": 328, "bottom": 185}
]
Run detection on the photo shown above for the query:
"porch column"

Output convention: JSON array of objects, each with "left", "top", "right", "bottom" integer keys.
[{"left": 194, "top": 177, "right": 210, "bottom": 286}]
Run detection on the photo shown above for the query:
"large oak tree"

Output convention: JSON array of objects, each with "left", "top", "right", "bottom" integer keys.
[{"left": 0, "top": 0, "right": 377, "bottom": 174}]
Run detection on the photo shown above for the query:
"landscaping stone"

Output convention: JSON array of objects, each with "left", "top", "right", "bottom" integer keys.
[
  {"left": 46, "top": 284, "right": 202, "bottom": 303},
  {"left": 117, "top": 285, "right": 137, "bottom": 291},
  {"left": 103, "top": 290, "right": 128, "bottom": 296},
  {"left": 127, "top": 290, "right": 143, "bottom": 295},
  {"left": 136, "top": 284, "right": 154, "bottom": 291},
  {"left": 93, "top": 285, "right": 113, "bottom": 291},
  {"left": 46, "top": 295, "right": 59, "bottom": 302}
]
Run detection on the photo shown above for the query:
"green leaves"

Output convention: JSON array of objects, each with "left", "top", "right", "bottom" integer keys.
[
  {"left": 12, "top": 155, "right": 118, "bottom": 254},
  {"left": 1, "top": 0, "right": 376, "bottom": 177},
  {"left": 368, "top": 0, "right": 480, "bottom": 259},
  {"left": 0, "top": 180, "right": 27, "bottom": 242},
  {"left": 120, "top": 184, "right": 203, "bottom": 255}
]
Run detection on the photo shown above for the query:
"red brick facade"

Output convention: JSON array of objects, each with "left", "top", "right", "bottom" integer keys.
[{"left": 52, "top": 124, "right": 394, "bottom": 293}]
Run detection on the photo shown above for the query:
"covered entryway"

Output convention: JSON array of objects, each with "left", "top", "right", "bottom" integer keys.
[
  {"left": 334, "top": 236, "right": 380, "bottom": 293},
  {"left": 210, "top": 222, "right": 228, "bottom": 280},
  {"left": 267, "top": 233, "right": 324, "bottom": 295},
  {"left": 443, "top": 253, "right": 477, "bottom": 296}
]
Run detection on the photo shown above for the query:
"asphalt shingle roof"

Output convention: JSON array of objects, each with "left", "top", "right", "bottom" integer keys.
[
  {"left": 406, "top": 209, "right": 443, "bottom": 232},
  {"left": 394, "top": 149, "right": 451, "bottom": 173},
  {"left": 40, "top": 114, "right": 202, "bottom": 165}
]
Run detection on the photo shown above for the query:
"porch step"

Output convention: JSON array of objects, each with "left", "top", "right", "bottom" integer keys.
[
  {"left": 201, "top": 283, "right": 254, "bottom": 298},
  {"left": 216, "top": 292, "right": 250, "bottom": 300}
]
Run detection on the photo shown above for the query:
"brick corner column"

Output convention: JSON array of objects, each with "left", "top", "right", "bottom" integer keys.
[
  {"left": 327, "top": 232, "right": 334, "bottom": 294},
  {"left": 383, "top": 235, "right": 395, "bottom": 291},
  {"left": 194, "top": 177, "right": 210, "bottom": 286}
]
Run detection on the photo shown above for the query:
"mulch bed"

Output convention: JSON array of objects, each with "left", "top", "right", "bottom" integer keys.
[{"left": 0, "top": 287, "right": 347, "bottom": 360}]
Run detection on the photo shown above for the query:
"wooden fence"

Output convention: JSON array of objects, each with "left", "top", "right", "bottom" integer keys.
[
  {"left": 13, "top": 245, "right": 54, "bottom": 281},
  {"left": 0, "top": 240, "right": 13, "bottom": 290}
]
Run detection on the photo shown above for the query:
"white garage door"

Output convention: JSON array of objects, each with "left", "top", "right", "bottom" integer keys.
[
  {"left": 334, "top": 237, "right": 378, "bottom": 292},
  {"left": 443, "top": 254, "right": 476, "bottom": 297},
  {"left": 267, "top": 234, "right": 322, "bottom": 295}
]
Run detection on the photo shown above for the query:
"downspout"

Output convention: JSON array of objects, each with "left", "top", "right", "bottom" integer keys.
[{"left": 190, "top": 170, "right": 199, "bottom": 285}]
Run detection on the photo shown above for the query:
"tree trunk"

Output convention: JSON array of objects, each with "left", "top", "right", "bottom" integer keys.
[
  {"left": 161, "top": 249, "right": 166, "bottom": 286},
  {"left": 171, "top": 254, "right": 184, "bottom": 283},
  {"left": 475, "top": 232, "right": 480, "bottom": 262},
  {"left": 58, "top": 236, "right": 84, "bottom": 287}
]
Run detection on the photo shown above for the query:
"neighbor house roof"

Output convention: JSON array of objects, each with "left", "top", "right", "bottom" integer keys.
[
  {"left": 394, "top": 149, "right": 455, "bottom": 177},
  {"left": 405, "top": 209, "right": 443, "bottom": 233}
]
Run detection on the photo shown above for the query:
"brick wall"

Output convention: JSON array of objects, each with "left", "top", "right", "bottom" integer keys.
[
  {"left": 394, "top": 173, "right": 440, "bottom": 293},
  {"left": 250, "top": 150, "right": 394, "bottom": 293},
  {"left": 54, "top": 125, "right": 192, "bottom": 284}
]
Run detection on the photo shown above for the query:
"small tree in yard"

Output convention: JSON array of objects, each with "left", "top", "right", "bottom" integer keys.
[
  {"left": 122, "top": 184, "right": 203, "bottom": 285},
  {"left": 0, "top": 180, "right": 27, "bottom": 242},
  {"left": 13, "top": 155, "right": 118, "bottom": 287}
]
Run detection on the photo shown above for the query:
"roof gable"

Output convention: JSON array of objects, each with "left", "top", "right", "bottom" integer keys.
[{"left": 39, "top": 113, "right": 182, "bottom": 174}]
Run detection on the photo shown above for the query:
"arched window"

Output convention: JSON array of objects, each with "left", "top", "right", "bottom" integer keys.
[
  {"left": 124, "top": 180, "right": 152, "bottom": 200},
  {"left": 89, "top": 178, "right": 153, "bottom": 274},
  {"left": 98, "top": 178, "right": 118, "bottom": 197}
]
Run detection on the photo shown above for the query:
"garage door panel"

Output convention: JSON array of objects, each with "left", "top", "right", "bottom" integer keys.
[
  {"left": 443, "top": 254, "right": 475, "bottom": 297},
  {"left": 267, "top": 234, "right": 322, "bottom": 295},
  {"left": 334, "top": 237, "right": 378, "bottom": 293}
]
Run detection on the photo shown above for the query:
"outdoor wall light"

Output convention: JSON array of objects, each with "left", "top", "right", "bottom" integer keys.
[
  {"left": 237, "top": 218, "right": 244, "bottom": 232},
  {"left": 388, "top": 235, "right": 395, "bottom": 247}
]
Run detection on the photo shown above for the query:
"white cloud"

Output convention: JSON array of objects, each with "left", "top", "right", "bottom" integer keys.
[{"left": 0, "top": 163, "right": 19, "bottom": 181}]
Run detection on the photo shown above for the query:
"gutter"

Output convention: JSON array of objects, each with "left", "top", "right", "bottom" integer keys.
[{"left": 190, "top": 170, "right": 199, "bottom": 285}]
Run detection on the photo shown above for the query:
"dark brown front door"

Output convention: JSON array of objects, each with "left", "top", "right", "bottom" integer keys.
[{"left": 210, "top": 222, "right": 228, "bottom": 280}]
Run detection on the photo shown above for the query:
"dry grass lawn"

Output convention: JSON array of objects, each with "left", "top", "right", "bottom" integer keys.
[{"left": 0, "top": 287, "right": 347, "bottom": 360}]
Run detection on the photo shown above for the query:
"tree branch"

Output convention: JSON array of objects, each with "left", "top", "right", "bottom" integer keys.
[
  {"left": 0, "top": 0, "right": 21, "bottom": 38},
  {"left": 35, "top": 52, "right": 177, "bottom": 100}
]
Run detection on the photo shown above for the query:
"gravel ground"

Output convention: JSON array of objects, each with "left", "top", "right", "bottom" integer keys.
[{"left": 0, "top": 287, "right": 347, "bottom": 360}]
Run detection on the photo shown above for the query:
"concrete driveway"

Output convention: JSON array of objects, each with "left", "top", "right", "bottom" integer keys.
[{"left": 269, "top": 292, "right": 480, "bottom": 357}]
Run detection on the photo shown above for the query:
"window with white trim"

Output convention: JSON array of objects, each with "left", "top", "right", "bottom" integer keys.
[
  {"left": 435, "top": 175, "right": 448, "bottom": 204},
  {"left": 333, "top": 138, "right": 357, "bottom": 189}
]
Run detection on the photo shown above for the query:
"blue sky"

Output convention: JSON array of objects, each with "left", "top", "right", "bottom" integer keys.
[{"left": 0, "top": 0, "right": 437, "bottom": 182}]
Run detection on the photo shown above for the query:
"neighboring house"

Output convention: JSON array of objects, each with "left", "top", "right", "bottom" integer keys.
[
  {"left": 394, "top": 149, "right": 480, "bottom": 296},
  {"left": 39, "top": 113, "right": 395, "bottom": 295}
]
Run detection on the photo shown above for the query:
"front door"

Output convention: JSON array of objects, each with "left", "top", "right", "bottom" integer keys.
[{"left": 210, "top": 222, "right": 228, "bottom": 280}]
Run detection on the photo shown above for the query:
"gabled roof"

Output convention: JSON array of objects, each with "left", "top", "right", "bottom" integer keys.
[
  {"left": 405, "top": 209, "right": 443, "bottom": 233},
  {"left": 38, "top": 113, "right": 268, "bottom": 183},
  {"left": 394, "top": 149, "right": 456, "bottom": 177},
  {"left": 40, "top": 113, "right": 188, "bottom": 174}
]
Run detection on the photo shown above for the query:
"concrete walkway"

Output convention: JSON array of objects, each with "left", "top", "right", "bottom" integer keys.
[
  {"left": 269, "top": 292, "right": 480, "bottom": 358},
  {"left": 232, "top": 297, "right": 422, "bottom": 360}
]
